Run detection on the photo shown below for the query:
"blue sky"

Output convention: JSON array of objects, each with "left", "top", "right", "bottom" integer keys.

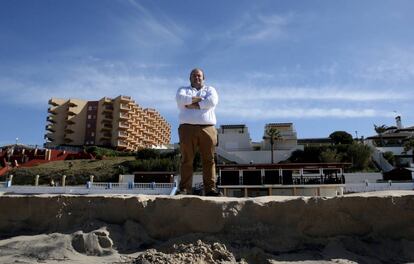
[{"left": 1, "top": 0, "right": 414, "bottom": 146}]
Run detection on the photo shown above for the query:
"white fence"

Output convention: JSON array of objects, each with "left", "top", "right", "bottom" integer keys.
[
  {"left": 345, "top": 181, "right": 414, "bottom": 193},
  {"left": 343, "top": 172, "right": 383, "bottom": 183},
  {"left": 0, "top": 181, "right": 178, "bottom": 196}
]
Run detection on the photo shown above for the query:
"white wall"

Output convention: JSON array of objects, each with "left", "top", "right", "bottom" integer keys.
[
  {"left": 376, "top": 147, "right": 406, "bottom": 155},
  {"left": 218, "top": 133, "right": 252, "bottom": 151},
  {"left": 227, "top": 149, "right": 298, "bottom": 163},
  {"left": 343, "top": 173, "right": 383, "bottom": 183}
]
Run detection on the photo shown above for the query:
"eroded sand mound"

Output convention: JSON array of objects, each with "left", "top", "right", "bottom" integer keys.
[
  {"left": 133, "top": 240, "right": 241, "bottom": 264},
  {"left": 0, "top": 191, "right": 414, "bottom": 263}
]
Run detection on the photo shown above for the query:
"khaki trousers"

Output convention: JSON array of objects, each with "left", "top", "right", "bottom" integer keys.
[{"left": 178, "top": 124, "right": 217, "bottom": 193}]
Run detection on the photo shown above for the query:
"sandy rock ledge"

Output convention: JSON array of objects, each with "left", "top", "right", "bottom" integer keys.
[{"left": 0, "top": 191, "right": 414, "bottom": 263}]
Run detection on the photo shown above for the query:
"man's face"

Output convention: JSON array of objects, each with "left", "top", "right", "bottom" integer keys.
[{"left": 190, "top": 70, "right": 204, "bottom": 89}]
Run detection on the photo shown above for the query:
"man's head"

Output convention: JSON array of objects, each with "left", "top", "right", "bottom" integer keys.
[{"left": 190, "top": 68, "right": 204, "bottom": 89}]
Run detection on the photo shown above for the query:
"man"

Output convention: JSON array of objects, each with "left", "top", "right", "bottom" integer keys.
[{"left": 176, "top": 68, "right": 221, "bottom": 196}]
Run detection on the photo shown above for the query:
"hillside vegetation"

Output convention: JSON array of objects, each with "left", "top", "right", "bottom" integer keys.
[{"left": 7, "top": 148, "right": 182, "bottom": 185}]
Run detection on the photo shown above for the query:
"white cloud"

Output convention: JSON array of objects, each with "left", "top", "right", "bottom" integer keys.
[
  {"left": 241, "top": 14, "right": 292, "bottom": 41},
  {"left": 0, "top": 63, "right": 183, "bottom": 113},
  {"left": 353, "top": 47, "right": 414, "bottom": 82},
  {"left": 1, "top": 59, "right": 411, "bottom": 124},
  {"left": 217, "top": 84, "right": 411, "bottom": 102},
  {"left": 117, "top": 0, "right": 185, "bottom": 46},
  {"left": 217, "top": 107, "right": 394, "bottom": 119},
  {"left": 206, "top": 12, "right": 294, "bottom": 44}
]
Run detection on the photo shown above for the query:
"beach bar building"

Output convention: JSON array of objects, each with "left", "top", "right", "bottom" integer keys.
[{"left": 217, "top": 163, "right": 350, "bottom": 197}]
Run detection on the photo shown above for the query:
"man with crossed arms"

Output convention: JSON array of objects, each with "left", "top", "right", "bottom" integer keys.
[{"left": 176, "top": 68, "right": 221, "bottom": 196}]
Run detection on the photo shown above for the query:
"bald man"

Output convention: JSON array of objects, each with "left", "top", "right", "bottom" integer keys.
[{"left": 176, "top": 68, "right": 221, "bottom": 196}]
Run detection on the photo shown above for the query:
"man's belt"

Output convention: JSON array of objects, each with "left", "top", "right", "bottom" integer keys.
[{"left": 181, "top": 123, "right": 214, "bottom": 127}]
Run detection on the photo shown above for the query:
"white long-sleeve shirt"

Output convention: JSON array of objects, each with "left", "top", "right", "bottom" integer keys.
[{"left": 176, "top": 85, "right": 218, "bottom": 125}]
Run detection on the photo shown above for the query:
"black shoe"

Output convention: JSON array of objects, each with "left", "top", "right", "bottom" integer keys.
[{"left": 205, "top": 190, "right": 223, "bottom": 197}]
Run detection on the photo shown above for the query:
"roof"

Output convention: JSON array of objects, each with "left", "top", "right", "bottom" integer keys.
[
  {"left": 366, "top": 132, "right": 414, "bottom": 140},
  {"left": 298, "top": 138, "right": 332, "bottom": 143},
  {"left": 220, "top": 124, "right": 246, "bottom": 129},
  {"left": 217, "top": 162, "right": 351, "bottom": 170},
  {"left": 398, "top": 126, "right": 414, "bottom": 131},
  {"left": 266, "top": 123, "right": 293, "bottom": 127}
]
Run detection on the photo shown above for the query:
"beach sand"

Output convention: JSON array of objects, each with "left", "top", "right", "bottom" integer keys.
[{"left": 1, "top": 191, "right": 414, "bottom": 263}]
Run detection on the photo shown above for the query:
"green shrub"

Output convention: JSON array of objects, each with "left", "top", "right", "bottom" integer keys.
[{"left": 122, "top": 157, "right": 179, "bottom": 172}]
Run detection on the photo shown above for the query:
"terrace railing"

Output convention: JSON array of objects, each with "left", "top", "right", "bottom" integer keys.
[{"left": 0, "top": 180, "right": 178, "bottom": 195}]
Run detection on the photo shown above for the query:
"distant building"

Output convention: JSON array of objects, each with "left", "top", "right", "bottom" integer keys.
[
  {"left": 366, "top": 116, "right": 414, "bottom": 167},
  {"left": 216, "top": 123, "right": 303, "bottom": 164},
  {"left": 218, "top": 125, "right": 252, "bottom": 151},
  {"left": 262, "top": 123, "right": 298, "bottom": 150},
  {"left": 45, "top": 96, "right": 171, "bottom": 151}
]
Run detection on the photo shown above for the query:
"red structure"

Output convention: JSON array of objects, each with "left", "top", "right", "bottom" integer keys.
[{"left": 0, "top": 145, "right": 94, "bottom": 176}]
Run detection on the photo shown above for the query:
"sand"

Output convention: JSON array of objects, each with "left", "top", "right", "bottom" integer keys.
[{"left": 1, "top": 191, "right": 414, "bottom": 263}]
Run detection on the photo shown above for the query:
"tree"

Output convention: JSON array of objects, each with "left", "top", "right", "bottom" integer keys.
[
  {"left": 329, "top": 131, "right": 353, "bottom": 145},
  {"left": 263, "top": 127, "right": 282, "bottom": 164},
  {"left": 403, "top": 138, "right": 414, "bottom": 163},
  {"left": 319, "top": 148, "right": 339, "bottom": 163},
  {"left": 287, "top": 149, "right": 305, "bottom": 163},
  {"left": 374, "top": 124, "right": 388, "bottom": 147},
  {"left": 346, "top": 143, "right": 372, "bottom": 171}
]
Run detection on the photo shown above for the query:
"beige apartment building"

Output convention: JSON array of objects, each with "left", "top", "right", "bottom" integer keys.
[{"left": 45, "top": 95, "right": 171, "bottom": 151}]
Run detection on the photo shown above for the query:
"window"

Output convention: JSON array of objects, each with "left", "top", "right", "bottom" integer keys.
[
  {"left": 87, "top": 123, "right": 91, "bottom": 128},
  {"left": 91, "top": 132, "right": 95, "bottom": 137},
  {"left": 88, "top": 106, "right": 92, "bottom": 111},
  {"left": 88, "top": 115, "right": 91, "bottom": 119}
]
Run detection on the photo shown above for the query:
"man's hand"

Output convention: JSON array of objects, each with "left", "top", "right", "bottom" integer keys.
[
  {"left": 192, "top": 96, "right": 202, "bottom": 103},
  {"left": 185, "top": 102, "right": 200, "bottom": 109}
]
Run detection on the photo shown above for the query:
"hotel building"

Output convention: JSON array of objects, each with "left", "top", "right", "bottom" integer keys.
[{"left": 45, "top": 95, "right": 171, "bottom": 151}]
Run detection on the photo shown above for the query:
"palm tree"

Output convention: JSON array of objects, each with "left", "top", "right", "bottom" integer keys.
[
  {"left": 374, "top": 124, "right": 388, "bottom": 147},
  {"left": 263, "top": 127, "right": 282, "bottom": 164}
]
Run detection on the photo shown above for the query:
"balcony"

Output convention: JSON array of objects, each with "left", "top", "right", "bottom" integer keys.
[
  {"left": 44, "top": 133, "right": 54, "bottom": 141},
  {"left": 65, "top": 126, "right": 74, "bottom": 133},
  {"left": 101, "top": 123, "right": 112, "bottom": 130},
  {"left": 118, "top": 140, "right": 128, "bottom": 147},
  {"left": 46, "top": 116, "right": 56, "bottom": 123},
  {"left": 102, "top": 105, "right": 113, "bottom": 114},
  {"left": 102, "top": 97, "right": 112, "bottom": 104},
  {"left": 102, "top": 115, "right": 112, "bottom": 122},
  {"left": 119, "top": 113, "right": 129, "bottom": 120},
  {"left": 120, "top": 95, "right": 131, "bottom": 102},
  {"left": 100, "top": 138, "right": 112, "bottom": 146},
  {"left": 64, "top": 138, "right": 74, "bottom": 143},
  {"left": 66, "top": 118, "right": 75, "bottom": 125},
  {"left": 48, "top": 99, "right": 60, "bottom": 106},
  {"left": 118, "top": 122, "right": 129, "bottom": 130},
  {"left": 101, "top": 133, "right": 112, "bottom": 139},
  {"left": 101, "top": 118, "right": 112, "bottom": 125},
  {"left": 68, "top": 100, "right": 78, "bottom": 107},
  {"left": 67, "top": 110, "right": 76, "bottom": 116},
  {"left": 120, "top": 104, "right": 130, "bottom": 111},
  {"left": 118, "top": 131, "right": 128, "bottom": 138},
  {"left": 125, "top": 136, "right": 135, "bottom": 142},
  {"left": 47, "top": 107, "right": 58, "bottom": 115},
  {"left": 45, "top": 124, "right": 55, "bottom": 132}
]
